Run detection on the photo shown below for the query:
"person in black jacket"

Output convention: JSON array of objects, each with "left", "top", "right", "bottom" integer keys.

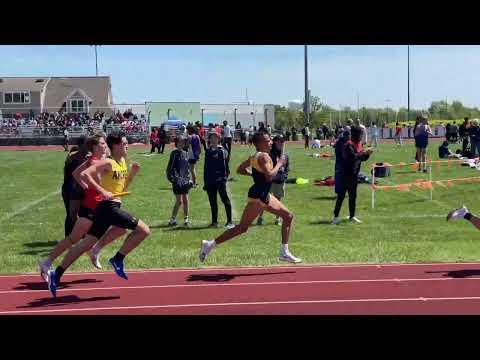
[
  {"left": 62, "top": 136, "right": 88, "bottom": 236},
  {"left": 332, "top": 126, "right": 373, "bottom": 225},
  {"left": 166, "top": 136, "right": 192, "bottom": 226},
  {"left": 204, "top": 131, "right": 234, "bottom": 229},
  {"left": 459, "top": 117, "right": 470, "bottom": 154},
  {"left": 257, "top": 135, "right": 289, "bottom": 225}
]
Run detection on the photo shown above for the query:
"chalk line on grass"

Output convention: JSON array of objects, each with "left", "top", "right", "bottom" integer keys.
[{"left": 0, "top": 190, "right": 60, "bottom": 224}]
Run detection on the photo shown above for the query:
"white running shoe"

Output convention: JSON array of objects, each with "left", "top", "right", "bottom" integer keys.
[
  {"left": 39, "top": 259, "right": 52, "bottom": 282},
  {"left": 279, "top": 251, "right": 302, "bottom": 264},
  {"left": 199, "top": 240, "right": 215, "bottom": 263},
  {"left": 224, "top": 223, "right": 235, "bottom": 230},
  {"left": 275, "top": 218, "right": 283, "bottom": 226},
  {"left": 349, "top": 217, "right": 362, "bottom": 224},
  {"left": 89, "top": 246, "right": 102, "bottom": 269},
  {"left": 332, "top": 216, "right": 340, "bottom": 225},
  {"left": 447, "top": 206, "right": 469, "bottom": 221}
]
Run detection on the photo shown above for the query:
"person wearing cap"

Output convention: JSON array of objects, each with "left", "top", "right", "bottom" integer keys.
[
  {"left": 257, "top": 135, "right": 289, "bottom": 225},
  {"left": 203, "top": 131, "right": 234, "bottom": 229}
]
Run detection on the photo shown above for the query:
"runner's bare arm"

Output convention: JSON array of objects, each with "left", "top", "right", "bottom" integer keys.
[
  {"left": 72, "top": 157, "right": 93, "bottom": 190},
  {"left": 123, "top": 162, "right": 140, "bottom": 192},
  {"left": 257, "top": 153, "right": 285, "bottom": 182},
  {"left": 80, "top": 159, "right": 113, "bottom": 199},
  {"left": 237, "top": 158, "right": 252, "bottom": 176}
]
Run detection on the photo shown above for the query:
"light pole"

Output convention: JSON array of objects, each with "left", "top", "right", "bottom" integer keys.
[
  {"left": 304, "top": 45, "right": 309, "bottom": 126},
  {"left": 201, "top": 108, "right": 204, "bottom": 126},
  {"left": 167, "top": 108, "right": 172, "bottom": 120},
  {"left": 407, "top": 45, "right": 410, "bottom": 123},
  {"left": 90, "top": 45, "right": 100, "bottom": 76},
  {"left": 385, "top": 99, "right": 391, "bottom": 123},
  {"left": 234, "top": 108, "right": 237, "bottom": 126}
]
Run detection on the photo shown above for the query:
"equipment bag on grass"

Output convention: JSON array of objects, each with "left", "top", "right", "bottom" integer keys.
[{"left": 371, "top": 163, "right": 391, "bottom": 177}]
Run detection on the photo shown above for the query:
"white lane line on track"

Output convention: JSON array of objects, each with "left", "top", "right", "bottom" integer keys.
[
  {"left": 1, "top": 276, "right": 478, "bottom": 295},
  {"left": 2, "top": 261, "right": 480, "bottom": 278},
  {"left": 0, "top": 190, "right": 60, "bottom": 223},
  {"left": 3, "top": 296, "right": 480, "bottom": 314}
]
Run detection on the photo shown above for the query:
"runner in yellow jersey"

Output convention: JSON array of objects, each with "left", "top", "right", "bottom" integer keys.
[{"left": 47, "top": 132, "right": 150, "bottom": 297}]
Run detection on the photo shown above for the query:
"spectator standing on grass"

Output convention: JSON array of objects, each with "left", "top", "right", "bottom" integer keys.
[
  {"left": 63, "top": 127, "right": 70, "bottom": 152},
  {"left": 303, "top": 124, "right": 310, "bottom": 148},
  {"left": 187, "top": 126, "right": 202, "bottom": 187},
  {"left": 203, "top": 131, "right": 234, "bottom": 229},
  {"left": 394, "top": 121, "right": 403, "bottom": 146},
  {"left": 166, "top": 136, "right": 192, "bottom": 227},
  {"left": 158, "top": 125, "right": 167, "bottom": 154},
  {"left": 369, "top": 124, "right": 379, "bottom": 148},
  {"left": 451, "top": 121, "right": 459, "bottom": 143},
  {"left": 150, "top": 127, "right": 159, "bottom": 154},
  {"left": 446, "top": 122, "right": 452, "bottom": 142},
  {"left": 414, "top": 115, "right": 433, "bottom": 173},
  {"left": 469, "top": 119, "right": 480, "bottom": 157},
  {"left": 459, "top": 117, "right": 470, "bottom": 154},
  {"left": 355, "top": 118, "right": 367, "bottom": 145},
  {"left": 332, "top": 126, "right": 373, "bottom": 225},
  {"left": 222, "top": 120, "right": 233, "bottom": 157}
]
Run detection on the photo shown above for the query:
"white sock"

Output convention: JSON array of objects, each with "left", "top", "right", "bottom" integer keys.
[
  {"left": 210, "top": 240, "right": 217, "bottom": 248},
  {"left": 281, "top": 244, "right": 288, "bottom": 253},
  {"left": 44, "top": 258, "right": 52, "bottom": 267}
]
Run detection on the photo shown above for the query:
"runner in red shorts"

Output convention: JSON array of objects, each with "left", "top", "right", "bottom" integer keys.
[{"left": 39, "top": 134, "right": 126, "bottom": 280}]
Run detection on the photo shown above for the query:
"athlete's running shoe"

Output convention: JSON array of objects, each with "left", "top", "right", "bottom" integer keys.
[
  {"left": 199, "top": 240, "right": 215, "bottom": 263},
  {"left": 89, "top": 246, "right": 102, "bottom": 269},
  {"left": 447, "top": 206, "right": 469, "bottom": 221},
  {"left": 256, "top": 217, "right": 264, "bottom": 226},
  {"left": 279, "top": 250, "right": 302, "bottom": 264},
  {"left": 39, "top": 259, "right": 52, "bottom": 282},
  {"left": 109, "top": 257, "right": 128, "bottom": 280},
  {"left": 47, "top": 269, "right": 57, "bottom": 298}
]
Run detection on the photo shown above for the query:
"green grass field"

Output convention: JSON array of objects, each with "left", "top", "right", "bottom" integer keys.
[{"left": 2, "top": 140, "right": 480, "bottom": 275}]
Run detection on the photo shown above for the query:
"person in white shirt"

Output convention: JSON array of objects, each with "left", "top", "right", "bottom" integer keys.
[
  {"left": 369, "top": 124, "right": 379, "bottom": 149},
  {"left": 355, "top": 118, "right": 367, "bottom": 145},
  {"left": 63, "top": 128, "right": 70, "bottom": 152},
  {"left": 303, "top": 125, "right": 310, "bottom": 148},
  {"left": 222, "top": 121, "right": 233, "bottom": 156}
]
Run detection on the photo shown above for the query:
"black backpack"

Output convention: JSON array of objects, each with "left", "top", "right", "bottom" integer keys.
[{"left": 371, "top": 163, "right": 391, "bottom": 177}]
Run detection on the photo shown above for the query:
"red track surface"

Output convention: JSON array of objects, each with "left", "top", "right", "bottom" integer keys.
[{"left": 2, "top": 262, "right": 480, "bottom": 315}]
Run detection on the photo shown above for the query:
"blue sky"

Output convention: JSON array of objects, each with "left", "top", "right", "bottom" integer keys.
[{"left": 2, "top": 45, "right": 480, "bottom": 110}]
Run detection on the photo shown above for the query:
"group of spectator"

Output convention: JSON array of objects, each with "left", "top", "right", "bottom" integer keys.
[{"left": 0, "top": 108, "right": 149, "bottom": 137}]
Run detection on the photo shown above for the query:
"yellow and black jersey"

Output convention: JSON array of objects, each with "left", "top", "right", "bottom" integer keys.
[{"left": 100, "top": 158, "right": 128, "bottom": 197}]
